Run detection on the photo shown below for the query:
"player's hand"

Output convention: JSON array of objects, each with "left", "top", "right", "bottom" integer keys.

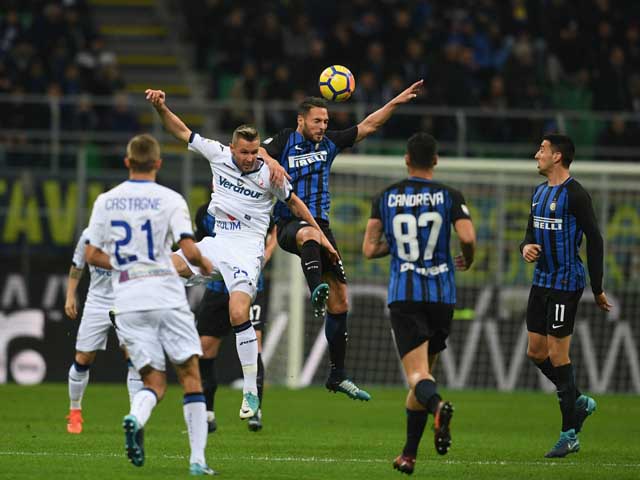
[
  {"left": 262, "top": 153, "right": 291, "bottom": 186},
  {"left": 522, "top": 244, "right": 542, "bottom": 263},
  {"left": 65, "top": 297, "right": 77, "bottom": 320},
  {"left": 594, "top": 291, "right": 613, "bottom": 312},
  {"left": 393, "top": 79, "right": 424, "bottom": 104},
  {"left": 454, "top": 253, "right": 471, "bottom": 271},
  {"left": 145, "top": 89, "right": 166, "bottom": 108},
  {"left": 199, "top": 256, "right": 213, "bottom": 277}
]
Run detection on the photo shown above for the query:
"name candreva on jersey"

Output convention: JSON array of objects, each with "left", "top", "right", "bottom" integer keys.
[{"left": 387, "top": 191, "right": 445, "bottom": 208}]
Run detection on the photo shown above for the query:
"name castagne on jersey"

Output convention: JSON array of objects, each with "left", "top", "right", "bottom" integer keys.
[{"left": 387, "top": 191, "right": 445, "bottom": 208}]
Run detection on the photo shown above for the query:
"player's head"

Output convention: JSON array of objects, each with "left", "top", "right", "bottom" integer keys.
[
  {"left": 297, "top": 97, "right": 329, "bottom": 143},
  {"left": 536, "top": 133, "right": 574, "bottom": 175},
  {"left": 405, "top": 132, "right": 438, "bottom": 171},
  {"left": 125, "top": 134, "right": 161, "bottom": 173},
  {"left": 230, "top": 124, "right": 260, "bottom": 172}
]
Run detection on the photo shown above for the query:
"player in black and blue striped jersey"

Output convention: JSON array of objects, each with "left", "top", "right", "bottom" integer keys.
[
  {"left": 520, "top": 134, "right": 612, "bottom": 459},
  {"left": 193, "top": 203, "right": 277, "bottom": 433},
  {"left": 363, "top": 132, "right": 476, "bottom": 474},
  {"left": 260, "top": 80, "right": 424, "bottom": 401}
]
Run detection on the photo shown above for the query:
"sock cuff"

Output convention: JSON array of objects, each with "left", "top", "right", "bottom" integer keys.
[
  {"left": 233, "top": 320, "right": 253, "bottom": 333},
  {"left": 73, "top": 361, "right": 91, "bottom": 372},
  {"left": 140, "top": 387, "right": 159, "bottom": 402},
  {"left": 301, "top": 239, "right": 321, "bottom": 248},
  {"left": 326, "top": 311, "right": 348, "bottom": 321},
  {"left": 406, "top": 408, "right": 428, "bottom": 419},
  {"left": 183, "top": 392, "right": 206, "bottom": 405}
]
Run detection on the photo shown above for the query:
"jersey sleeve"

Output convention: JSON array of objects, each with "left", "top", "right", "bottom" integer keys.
[
  {"left": 568, "top": 182, "right": 604, "bottom": 294},
  {"left": 71, "top": 231, "right": 89, "bottom": 268},
  {"left": 325, "top": 126, "right": 358, "bottom": 151},
  {"left": 169, "top": 195, "right": 195, "bottom": 243},
  {"left": 270, "top": 175, "right": 293, "bottom": 202},
  {"left": 370, "top": 192, "right": 383, "bottom": 219},
  {"left": 449, "top": 188, "right": 471, "bottom": 222},
  {"left": 86, "top": 194, "right": 107, "bottom": 248},
  {"left": 262, "top": 129, "right": 292, "bottom": 158},
  {"left": 188, "top": 133, "right": 228, "bottom": 165}
]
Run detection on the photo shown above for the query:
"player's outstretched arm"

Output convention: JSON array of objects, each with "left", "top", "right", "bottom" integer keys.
[
  {"left": 85, "top": 244, "right": 112, "bottom": 270},
  {"left": 178, "top": 237, "right": 213, "bottom": 276},
  {"left": 145, "top": 89, "right": 192, "bottom": 144},
  {"left": 362, "top": 219, "right": 389, "bottom": 259},
  {"left": 453, "top": 218, "right": 476, "bottom": 270},
  {"left": 64, "top": 265, "right": 83, "bottom": 320},
  {"left": 286, "top": 193, "right": 339, "bottom": 264},
  {"left": 355, "top": 79, "right": 424, "bottom": 143}
]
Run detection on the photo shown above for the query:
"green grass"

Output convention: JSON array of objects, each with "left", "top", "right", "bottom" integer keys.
[{"left": 1, "top": 384, "right": 639, "bottom": 479}]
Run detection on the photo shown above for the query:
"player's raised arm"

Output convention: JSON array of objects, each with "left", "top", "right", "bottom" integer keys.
[
  {"left": 354, "top": 79, "right": 424, "bottom": 143},
  {"left": 362, "top": 218, "right": 389, "bottom": 259},
  {"left": 145, "top": 89, "right": 192, "bottom": 144}
]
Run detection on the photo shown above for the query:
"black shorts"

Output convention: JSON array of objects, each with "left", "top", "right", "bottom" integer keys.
[
  {"left": 389, "top": 301, "right": 453, "bottom": 358},
  {"left": 526, "top": 285, "right": 583, "bottom": 338},
  {"left": 195, "top": 288, "right": 268, "bottom": 338},
  {"left": 276, "top": 217, "right": 346, "bottom": 283}
]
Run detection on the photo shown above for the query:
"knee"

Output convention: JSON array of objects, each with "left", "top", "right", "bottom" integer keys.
[
  {"left": 75, "top": 351, "right": 96, "bottom": 366},
  {"left": 297, "top": 227, "right": 321, "bottom": 246},
  {"left": 526, "top": 347, "right": 547, "bottom": 364},
  {"left": 229, "top": 305, "right": 249, "bottom": 326},
  {"left": 407, "top": 371, "right": 430, "bottom": 390}
]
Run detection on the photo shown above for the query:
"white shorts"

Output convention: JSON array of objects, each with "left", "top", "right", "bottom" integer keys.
[
  {"left": 75, "top": 307, "right": 113, "bottom": 352},
  {"left": 115, "top": 305, "right": 202, "bottom": 372},
  {"left": 176, "top": 230, "right": 264, "bottom": 300}
]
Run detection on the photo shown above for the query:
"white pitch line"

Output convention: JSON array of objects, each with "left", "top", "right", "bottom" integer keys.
[{"left": 0, "top": 451, "right": 638, "bottom": 469}]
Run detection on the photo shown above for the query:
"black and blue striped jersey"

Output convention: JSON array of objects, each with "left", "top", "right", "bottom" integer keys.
[
  {"left": 371, "top": 177, "right": 471, "bottom": 305},
  {"left": 194, "top": 203, "right": 270, "bottom": 294},
  {"left": 262, "top": 127, "right": 357, "bottom": 222},
  {"left": 520, "top": 177, "right": 604, "bottom": 293}
]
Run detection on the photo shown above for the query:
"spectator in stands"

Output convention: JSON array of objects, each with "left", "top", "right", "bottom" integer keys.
[{"left": 597, "top": 116, "right": 640, "bottom": 161}]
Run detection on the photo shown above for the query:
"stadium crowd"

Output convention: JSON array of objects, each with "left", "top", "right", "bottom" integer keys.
[{"left": 183, "top": 0, "right": 640, "bottom": 152}]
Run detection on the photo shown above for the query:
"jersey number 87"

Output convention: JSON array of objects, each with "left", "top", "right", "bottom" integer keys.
[{"left": 392, "top": 212, "right": 443, "bottom": 261}]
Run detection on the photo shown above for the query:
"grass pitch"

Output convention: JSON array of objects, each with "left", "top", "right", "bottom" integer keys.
[{"left": 1, "top": 384, "right": 639, "bottom": 479}]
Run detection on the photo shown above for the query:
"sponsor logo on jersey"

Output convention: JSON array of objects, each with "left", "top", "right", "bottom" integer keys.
[
  {"left": 216, "top": 219, "right": 242, "bottom": 231},
  {"left": 218, "top": 175, "right": 263, "bottom": 198},
  {"left": 533, "top": 215, "right": 563, "bottom": 231},
  {"left": 287, "top": 150, "right": 328, "bottom": 168},
  {"left": 388, "top": 191, "right": 445, "bottom": 208},
  {"left": 400, "top": 262, "right": 449, "bottom": 276}
]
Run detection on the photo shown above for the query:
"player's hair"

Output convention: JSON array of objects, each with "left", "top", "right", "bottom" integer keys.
[
  {"left": 298, "top": 96, "right": 328, "bottom": 116},
  {"left": 543, "top": 133, "right": 575, "bottom": 167},
  {"left": 406, "top": 132, "right": 438, "bottom": 169},
  {"left": 232, "top": 124, "right": 260, "bottom": 144},
  {"left": 126, "top": 134, "right": 160, "bottom": 172}
]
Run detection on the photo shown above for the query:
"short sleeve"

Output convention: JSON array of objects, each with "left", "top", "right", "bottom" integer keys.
[
  {"left": 325, "top": 126, "right": 357, "bottom": 150},
  {"left": 188, "top": 133, "right": 228, "bottom": 165},
  {"left": 86, "top": 194, "right": 107, "bottom": 248},
  {"left": 262, "top": 129, "right": 292, "bottom": 158},
  {"left": 71, "top": 229, "right": 89, "bottom": 268},
  {"left": 270, "top": 176, "right": 293, "bottom": 202},
  {"left": 169, "top": 195, "right": 195, "bottom": 242},
  {"left": 449, "top": 188, "right": 471, "bottom": 222},
  {"left": 370, "top": 193, "right": 383, "bottom": 219}
]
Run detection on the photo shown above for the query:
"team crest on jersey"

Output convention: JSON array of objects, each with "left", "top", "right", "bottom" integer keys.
[{"left": 550, "top": 202, "right": 557, "bottom": 211}]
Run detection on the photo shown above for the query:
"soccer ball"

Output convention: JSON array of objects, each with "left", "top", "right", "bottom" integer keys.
[{"left": 318, "top": 65, "right": 355, "bottom": 102}]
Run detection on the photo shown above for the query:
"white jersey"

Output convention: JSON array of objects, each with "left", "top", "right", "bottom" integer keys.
[
  {"left": 71, "top": 228, "right": 114, "bottom": 310},
  {"left": 188, "top": 133, "right": 292, "bottom": 238},
  {"left": 86, "top": 180, "right": 194, "bottom": 313}
]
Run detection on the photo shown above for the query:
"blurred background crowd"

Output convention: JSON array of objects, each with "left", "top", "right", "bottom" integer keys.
[{"left": 0, "top": 0, "right": 639, "bottom": 166}]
